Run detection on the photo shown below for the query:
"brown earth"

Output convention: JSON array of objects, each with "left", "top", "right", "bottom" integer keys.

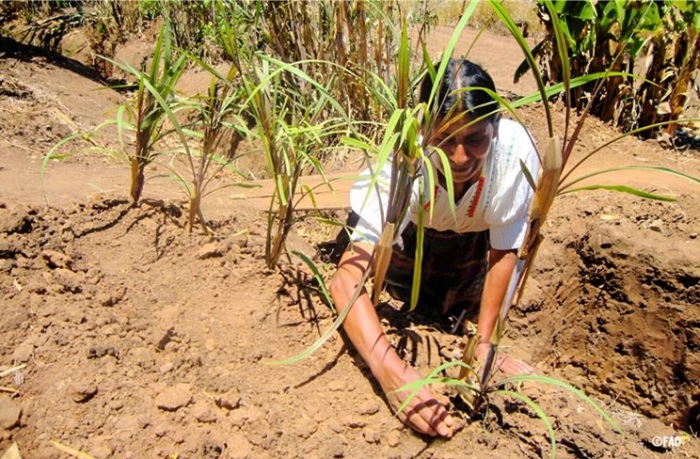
[{"left": 1, "top": 24, "right": 700, "bottom": 459}]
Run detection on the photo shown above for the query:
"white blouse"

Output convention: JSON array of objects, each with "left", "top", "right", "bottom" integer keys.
[{"left": 349, "top": 118, "right": 540, "bottom": 251}]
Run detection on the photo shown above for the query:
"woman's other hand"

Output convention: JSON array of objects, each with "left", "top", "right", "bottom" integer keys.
[{"left": 475, "top": 342, "right": 534, "bottom": 376}]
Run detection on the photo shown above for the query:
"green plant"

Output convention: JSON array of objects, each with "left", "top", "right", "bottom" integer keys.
[
  {"left": 45, "top": 21, "right": 221, "bottom": 217},
  {"left": 207, "top": 0, "right": 425, "bottom": 268},
  {"left": 166, "top": 69, "right": 247, "bottom": 234},
  {"left": 106, "top": 22, "right": 188, "bottom": 205},
  {"left": 396, "top": 359, "right": 621, "bottom": 458},
  {"left": 138, "top": 0, "right": 162, "bottom": 21},
  {"left": 518, "top": 0, "right": 700, "bottom": 138},
  {"left": 242, "top": 57, "right": 350, "bottom": 268}
]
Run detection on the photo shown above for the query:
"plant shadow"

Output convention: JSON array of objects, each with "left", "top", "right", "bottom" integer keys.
[{"left": 0, "top": 36, "right": 127, "bottom": 89}]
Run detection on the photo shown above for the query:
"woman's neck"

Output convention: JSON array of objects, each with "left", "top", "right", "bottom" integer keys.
[{"left": 454, "top": 181, "right": 469, "bottom": 200}]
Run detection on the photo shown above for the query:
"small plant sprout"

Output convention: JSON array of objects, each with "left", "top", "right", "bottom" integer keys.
[{"left": 105, "top": 21, "right": 188, "bottom": 205}]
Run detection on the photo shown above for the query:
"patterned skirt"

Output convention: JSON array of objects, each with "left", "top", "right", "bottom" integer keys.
[{"left": 384, "top": 220, "right": 489, "bottom": 322}]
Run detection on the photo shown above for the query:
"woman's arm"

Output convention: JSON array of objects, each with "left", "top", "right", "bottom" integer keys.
[
  {"left": 474, "top": 248, "right": 533, "bottom": 375},
  {"left": 329, "top": 242, "right": 455, "bottom": 437}
]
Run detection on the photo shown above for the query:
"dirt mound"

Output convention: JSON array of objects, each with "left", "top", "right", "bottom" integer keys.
[
  {"left": 1, "top": 194, "right": 699, "bottom": 458},
  {"left": 0, "top": 198, "right": 278, "bottom": 458},
  {"left": 518, "top": 193, "right": 700, "bottom": 432}
]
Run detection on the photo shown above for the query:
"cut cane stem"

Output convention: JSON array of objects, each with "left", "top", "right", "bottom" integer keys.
[
  {"left": 372, "top": 222, "right": 396, "bottom": 305},
  {"left": 475, "top": 136, "right": 562, "bottom": 387}
]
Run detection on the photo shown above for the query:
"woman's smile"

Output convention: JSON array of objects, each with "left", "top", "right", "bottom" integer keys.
[{"left": 428, "top": 117, "right": 495, "bottom": 185}]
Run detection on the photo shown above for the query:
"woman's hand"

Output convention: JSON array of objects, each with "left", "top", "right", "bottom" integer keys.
[
  {"left": 475, "top": 342, "right": 533, "bottom": 376},
  {"left": 374, "top": 351, "right": 455, "bottom": 438},
  {"left": 330, "top": 244, "right": 455, "bottom": 438}
]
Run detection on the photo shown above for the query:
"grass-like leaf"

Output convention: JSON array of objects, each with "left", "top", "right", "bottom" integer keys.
[
  {"left": 292, "top": 250, "right": 335, "bottom": 314},
  {"left": 267, "top": 255, "right": 375, "bottom": 366},
  {"left": 559, "top": 184, "right": 676, "bottom": 201},
  {"left": 393, "top": 360, "right": 478, "bottom": 416},
  {"left": 560, "top": 118, "right": 700, "bottom": 183},
  {"left": 41, "top": 132, "right": 84, "bottom": 203},
  {"left": 520, "top": 159, "right": 537, "bottom": 192},
  {"left": 560, "top": 165, "right": 700, "bottom": 193},
  {"left": 497, "top": 374, "right": 623, "bottom": 433},
  {"left": 410, "top": 185, "right": 425, "bottom": 311}
]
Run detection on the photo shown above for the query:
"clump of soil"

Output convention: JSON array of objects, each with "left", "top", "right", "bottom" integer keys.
[{"left": 0, "top": 73, "right": 75, "bottom": 150}]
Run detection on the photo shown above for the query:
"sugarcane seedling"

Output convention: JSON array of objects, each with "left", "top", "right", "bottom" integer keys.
[{"left": 458, "top": 136, "right": 562, "bottom": 408}]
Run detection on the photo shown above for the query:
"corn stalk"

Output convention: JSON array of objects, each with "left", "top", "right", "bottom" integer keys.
[
  {"left": 520, "top": 0, "right": 700, "bottom": 139},
  {"left": 182, "top": 67, "right": 245, "bottom": 234},
  {"left": 370, "top": 5, "right": 479, "bottom": 309}
]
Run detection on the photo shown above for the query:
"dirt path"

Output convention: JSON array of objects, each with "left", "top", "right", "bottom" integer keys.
[{"left": 1, "top": 24, "right": 699, "bottom": 459}]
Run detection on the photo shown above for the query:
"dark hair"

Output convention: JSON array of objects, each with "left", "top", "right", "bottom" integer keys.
[{"left": 419, "top": 58, "right": 499, "bottom": 122}]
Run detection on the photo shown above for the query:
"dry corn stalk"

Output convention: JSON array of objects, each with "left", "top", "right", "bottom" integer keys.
[
  {"left": 0, "top": 364, "right": 26, "bottom": 378},
  {"left": 1, "top": 442, "right": 22, "bottom": 459},
  {"left": 457, "top": 321, "right": 480, "bottom": 408},
  {"left": 50, "top": 441, "right": 98, "bottom": 459}
]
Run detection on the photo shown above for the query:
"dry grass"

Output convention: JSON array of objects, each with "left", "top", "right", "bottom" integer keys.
[{"left": 420, "top": 0, "right": 543, "bottom": 36}]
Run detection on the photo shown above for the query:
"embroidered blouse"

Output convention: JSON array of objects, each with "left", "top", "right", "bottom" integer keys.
[{"left": 349, "top": 118, "right": 540, "bottom": 251}]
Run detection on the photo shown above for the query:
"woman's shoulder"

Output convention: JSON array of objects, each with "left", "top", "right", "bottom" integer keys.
[
  {"left": 490, "top": 118, "right": 539, "bottom": 180},
  {"left": 496, "top": 117, "right": 532, "bottom": 145}
]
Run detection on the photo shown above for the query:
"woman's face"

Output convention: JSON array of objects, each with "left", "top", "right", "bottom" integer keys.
[{"left": 427, "top": 116, "right": 496, "bottom": 185}]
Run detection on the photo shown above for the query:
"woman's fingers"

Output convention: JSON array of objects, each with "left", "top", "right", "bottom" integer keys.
[
  {"left": 403, "top": 409, "right": 439, "bottom": 437},
  {"left": 419, "top": 392, "right": 454, "bottom": 437},
  {"left": 389, "top": 390, "right": 438, "bottom": 436},
  {"left": 395, "top": 388, "right": 454, "bottom": 437},
  {"left": 496, "top": 354, "right": 534, "bottom": 375},
  {"left": 378, "top": 357, "right": 455, "bottom": 437}
]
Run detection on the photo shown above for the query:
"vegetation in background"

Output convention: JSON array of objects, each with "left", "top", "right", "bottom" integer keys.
[
  {"left": 41, "top": 0, "right": 425, "bottom": 251},
  {"left": 202, "top": 0, "right": 439, "bottom": 266},
  {"left": 519, "top": 0, "right": 700, "bottom": 140}
]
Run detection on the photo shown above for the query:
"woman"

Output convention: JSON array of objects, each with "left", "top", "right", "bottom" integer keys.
[{"left": 329, "top": 59, "right": 540, "bottom": 438}]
